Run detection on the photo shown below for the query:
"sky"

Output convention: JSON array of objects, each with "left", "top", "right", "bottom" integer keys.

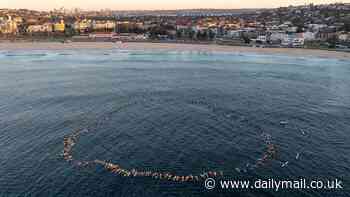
[{"left": 1, "top": 0, "right": 349, "bottom": 11}]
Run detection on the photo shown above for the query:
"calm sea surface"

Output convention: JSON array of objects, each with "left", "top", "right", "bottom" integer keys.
[{"left": 0, "top": 49, "right": 349, "bottom": 197}]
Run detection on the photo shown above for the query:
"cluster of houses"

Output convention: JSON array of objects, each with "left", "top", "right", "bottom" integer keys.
[
  {"left": 220, "top": 22, "right": 349, "bottom": 47},
  {"left": 0, "top": 15, "right": 19, "bottom": 34},
  {"left": 0, "top": 12, "right": 148, "bottom": 41},
  {"left": 1, "top": 3, "right": 350, "bottom": 48}
]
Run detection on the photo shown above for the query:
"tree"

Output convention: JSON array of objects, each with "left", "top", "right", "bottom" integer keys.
[
  {"left": 343, "top": 21, "right": 350, "bottom": 32},
  {"left": 188, "top": 30, "right": 195, "bottom": 40},
  {"left": 208, "top": 29, "right": 216, "bottom": 40},
  {"left": 176, "top": 30, "right": 182, "bottom": 39},
  {"left": 327, "top": 36, "right": 338, "bottom": 48},
  {"left": 64, "top": 24, "right": 76, "bottom": 37},
  {"left": 241, "top": 33, "right": 251, "bottom": 44}
]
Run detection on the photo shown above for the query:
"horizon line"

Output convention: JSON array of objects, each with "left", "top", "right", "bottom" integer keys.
[{"left": 1, "top": 2, "right": 348, "bottom": 12}]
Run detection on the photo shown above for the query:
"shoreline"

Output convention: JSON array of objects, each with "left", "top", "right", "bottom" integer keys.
[{"left": 0, "top": 42, "right": 349, "bottom": 60}]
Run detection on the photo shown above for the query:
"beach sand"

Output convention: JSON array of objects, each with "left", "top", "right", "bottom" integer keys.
[{"left": 0, "top": 42, "right": 349, "bottom": 60}]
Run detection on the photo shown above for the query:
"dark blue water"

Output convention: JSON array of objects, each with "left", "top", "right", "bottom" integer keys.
[{"left": 0, "top": 49, "right": 349, "bottom": 197}]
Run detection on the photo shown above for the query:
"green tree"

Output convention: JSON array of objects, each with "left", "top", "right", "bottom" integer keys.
[
  {"left": 241, "top": 33, "right": 251, "bottom": 44},
  {"left": 208, "top": 29, "right": 216, "bottom": 40},
  {"left": 64, "top": 24, "right": 76, "bottom": 37},
  {"left": 176, "top": 30, "right": 182, "bottom": 39},
  {"left": 188, "top": 30, "right": 195, "bottom": 40},
  {"left": 327, "top": 36, "right": 338, "bottom": 48}
]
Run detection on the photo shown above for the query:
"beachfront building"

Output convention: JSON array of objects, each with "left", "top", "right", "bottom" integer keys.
[
  {"left": 87, "top": 32, "right": 123, "bottom": 41},
  {"left": 25, "top": 18, "right": 40, "bottom": 26},
  {"left": 281, "top": 34, "right": 305, "bottom": 47},
  {"left": 53, "top": 20, "right": 65, "bottom": 32},
  {"left": 27, "top": 23, "right": 53, "bottom": 33},
  {"left": 269, "top": 31, "right": 287, "bottom": 42},
  {"left": 301, "top": 32, "right": 317, "bottom": 41},
  {"left": 268, "top": 27, "right": 316, "bottom": 45},
  {"left": 338, "top": 33, "right": 350, "bottom": 42},
  {"left": 73, "top": 19, "right": 91, "bottom": 33},
  {"left": 135, "top": 22, "right": 145, "bottom": 30},
  {"left": 292, "top": 38, "right": 305, "bottom": 47},
  {"left": 281, "top": 36, "right": 294, "bottom": 47},
  {"left": 307, "top": 24, "right": 328, "bottom": 33},
  {"left": 12, "top": 16, "right": 23, "bottom": 24},
  {"left": 92, "top": 20, "right": 116, "bottom": 32},
  {"left": 0, "top": 15, "right": 18, "bottom": 35},
  {"left": 176, "top": 20, "right": 192, "bottom": 39},
  {"left": 256, "top": 35, "right": 268, "bottom": 43},
  {"left": 111, "top": 33, "right": 148, "bottom": 41},
  {"left": 225, "top": 30, "right": 241, "bottom": 38},
  {"left": 316, "top": 27, "right": 337, "bottom": 41},
  {"left": 143, "top": 21, "right": 158, "bottom": 30}
]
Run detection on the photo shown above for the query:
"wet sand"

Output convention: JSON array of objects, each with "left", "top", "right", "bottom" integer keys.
[{"left": 0, "top": 42, "right": 349, "bottom": 60}]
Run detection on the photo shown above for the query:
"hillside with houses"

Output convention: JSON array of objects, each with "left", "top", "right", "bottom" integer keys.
[{"left": 1, "top": 3, "right": 350, "bottom": 49}]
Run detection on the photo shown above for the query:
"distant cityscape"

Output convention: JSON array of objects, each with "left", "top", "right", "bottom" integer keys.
[{"left": 1, "top": 3, "right": 350, "bottom": 49}]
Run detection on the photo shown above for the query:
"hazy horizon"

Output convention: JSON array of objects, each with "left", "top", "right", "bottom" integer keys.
[{"left": 1, "top": 0, "right": 350, "bottom": 11}]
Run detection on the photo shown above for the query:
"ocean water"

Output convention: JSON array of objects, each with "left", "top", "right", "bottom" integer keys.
[{"left": 0, "top": 48, "right": 349, "bottom": 197}]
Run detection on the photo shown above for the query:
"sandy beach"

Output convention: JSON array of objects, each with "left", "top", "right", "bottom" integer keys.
[{"left": 0, "top": 42, "right": 349, "bottom": 60}]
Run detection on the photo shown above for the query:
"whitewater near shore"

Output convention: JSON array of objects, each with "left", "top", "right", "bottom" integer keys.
[{"left": 0, "top": 42, "right": 349, "bottom": 60}]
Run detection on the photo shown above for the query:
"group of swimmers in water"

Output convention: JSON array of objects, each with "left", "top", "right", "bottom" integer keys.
[
  {"left": 255, "top": 133, "right": 278, "bottom": 166},
  {"left": 256, "top": 144, "right": 278, "bottom": 166},
  {"left": 63, "top": 129, "right": 88, "bottom": 162},
  {"left": 63, "top": 135, "right": 76, "bottom": 161},
  {"left": 63, "top": 128, "right": 279, "bottom": 182},
  {"left": 94, "top": 159, "right": 223, "bottom": 182},
  {"left": 63, "top": 128, "right": 224, "bottom": 182}
]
